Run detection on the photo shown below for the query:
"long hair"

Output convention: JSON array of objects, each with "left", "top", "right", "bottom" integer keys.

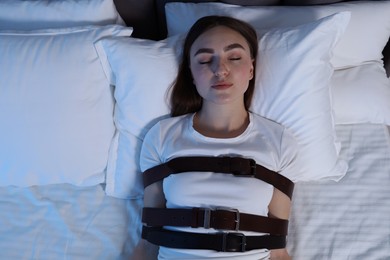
[{"left": 170, "top": 15, "right": 258, "bottom": 117}]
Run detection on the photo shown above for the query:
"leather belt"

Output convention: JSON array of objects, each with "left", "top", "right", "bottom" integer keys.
[
  {"left": 143, "top": 156, "right": 294, "bottom": 199},
  {"left": 142, "top": 207, "right": 288, "bottom": 235},
  {"left": 142, "top": 226, "right": 286, "bottom": 252}
]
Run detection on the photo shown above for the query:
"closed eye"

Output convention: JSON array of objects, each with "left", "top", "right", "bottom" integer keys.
[{"left": 199, "top": 60, "right": 211, "bottom": 65}]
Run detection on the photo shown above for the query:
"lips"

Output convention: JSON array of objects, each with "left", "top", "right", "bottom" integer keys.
[{"left": 212, "top": 82, "right": 233, "bottom": 90}]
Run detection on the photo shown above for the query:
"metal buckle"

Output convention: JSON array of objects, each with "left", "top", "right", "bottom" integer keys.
[
  {"left": 202, "top": 208, "right": 211, "bottom": 229},
  {"left": 216, "top": 207, "right": 240, "bottom": 231},
  {"left": 201, "top": 207, "right": 241, "bottom": 231},
  {"left": 221, "top": 232, "right": 247, "bottom": 252}
]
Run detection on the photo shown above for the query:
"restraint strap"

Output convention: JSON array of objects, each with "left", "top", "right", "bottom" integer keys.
[
  {"left": 143, "top": 156, "right": 294, "bottom": 199},
  {"left": 142, "top": 226, "right": 286, "bottom": 252},
  {"left": 142, "top": 207, "right": 289, "bottom": 235}
]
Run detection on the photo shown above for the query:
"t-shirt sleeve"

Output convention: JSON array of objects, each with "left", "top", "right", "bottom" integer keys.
[
  {"left": 139, "top": 122, "right": 163, "bottom": 173},
  {"left": 278, "top": 127, "right": 301, "bottom": 183}
]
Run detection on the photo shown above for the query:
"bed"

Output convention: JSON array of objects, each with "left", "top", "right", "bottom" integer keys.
[{"left": 0, "top": 0, "right": 389, "bottom": 259}]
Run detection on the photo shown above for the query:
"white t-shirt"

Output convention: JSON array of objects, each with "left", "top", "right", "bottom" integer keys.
[{"left": 140, "top": 112, "right": 299, "bottom": 260}]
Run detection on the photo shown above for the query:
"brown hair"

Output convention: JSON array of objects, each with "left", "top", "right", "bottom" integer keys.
[{"left": 169, "top": 15, "right": 258, "bottom": 117}]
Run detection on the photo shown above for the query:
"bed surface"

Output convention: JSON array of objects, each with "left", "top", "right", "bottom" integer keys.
[
  {"left": 0, "top": 184, "right": 142, "bottom": 259},
  {"left": 1, "top": 0, "right": 390, "bottom": 259},
  {"left": 0, "top": 124, "right": 388, "bottom": 259},
  {"left": 289, "top": 124, "right": 390, "bottom": 259},
  {"left": 95, "top": 1, "right": 390, "bottom": 257}
]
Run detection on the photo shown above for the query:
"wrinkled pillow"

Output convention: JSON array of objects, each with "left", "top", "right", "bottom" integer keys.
[
  {"left": 165, "top": 1, "right": 390, "bottom": 69},
  {"left": 0, "top": 0, "right": 124, "bottom": 30},
  {"left": 96, "top": 35, "right": 178, "bottom": 198},
  {"left": 251, "top": 12, "right": 350, "bottom": 182},
  {"left": 0, "top": 25, "right": 133, "bottom": 187},
  {"left": 331, "top": 62, "right": 390, "bottom": 125},
  {"left": 96, "top": 13, "right": 349, "bottom": 198}
]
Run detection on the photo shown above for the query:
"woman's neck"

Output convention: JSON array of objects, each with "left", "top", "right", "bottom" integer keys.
[{"left": 193, "top": 104, "right": 249, "bottom": 138}]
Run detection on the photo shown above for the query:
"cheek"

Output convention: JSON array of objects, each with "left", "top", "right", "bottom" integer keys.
[
  {"left": 189, "top": 65, "right": 198, "bottom": 85},
  {"left": 191, "top": 67, "right": 211, "bottom": 86},
  {"left": 191, "top": 70, "right": 201, "bottom": 86},
  {"left": 236, "top": 65, "right": 253, "bottom": 81}
]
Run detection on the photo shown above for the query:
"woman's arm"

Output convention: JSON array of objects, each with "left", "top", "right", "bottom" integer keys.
[
  {"left": 268, "top": 188, "right": 292, "bottom": 260},
  {"left": 132, "top": 181, "right": 166, "bottom": 260}
]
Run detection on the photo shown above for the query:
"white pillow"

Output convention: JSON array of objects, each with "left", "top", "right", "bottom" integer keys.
[
  {"left": 96, "top": 13, "right": 349, "bottom": 198},
  {"left": 331, "top": 62, "right": 390, "bottom": 125},
  {"left": 96, "top": 36, "right": 178, "bottom": 198},
  {"left": 0, "top": 0, "right": 124, "bottom": 30},
  {"left": 251, "top": 12, "right": 350, "bottom": 182},
  {"left": 0, "top": 25, "right": 133, "bottom": 187},
  {"left": 165, "top": 1, "right": 390, "bottom": 69}
]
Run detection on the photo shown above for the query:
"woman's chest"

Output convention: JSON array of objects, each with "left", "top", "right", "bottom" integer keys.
[{"left": 163, "top": 172, "right": 274, "bottom": 216}]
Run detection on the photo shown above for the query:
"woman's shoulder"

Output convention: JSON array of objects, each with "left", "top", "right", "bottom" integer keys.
[
  {"left": 250, "top": 112, "right": 286, "bottom": 133},
  {"left": 144, "top": 113, "right": 192, "bottom": 138},
  {"left": 153, "top": 113, "right": 191, "bottom": 129},
  {"left": 249, "top": 112, "right": 297, "bottom": 147},
  {"left": 250, "top": 113, "right": 299, "bottom": 179}
]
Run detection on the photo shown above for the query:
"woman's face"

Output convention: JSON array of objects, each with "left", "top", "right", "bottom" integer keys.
[{"left": 189, "top": 25, "right": 254, "bottom": 108}]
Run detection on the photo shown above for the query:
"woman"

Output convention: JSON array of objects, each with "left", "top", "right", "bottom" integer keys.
[{"left": 134, "top": 16, "right": 297, "bottom": 260}]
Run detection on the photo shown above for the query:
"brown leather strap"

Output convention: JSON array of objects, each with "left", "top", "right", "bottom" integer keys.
[
  {"left": 142, "top": 207, "right": 289, "bottom": 236},
  {"left": 142, "top": 226, "right": 286, "bottom": 251},
  {"left": 143, "top": 156, "right": 294, "bottom": 199}
]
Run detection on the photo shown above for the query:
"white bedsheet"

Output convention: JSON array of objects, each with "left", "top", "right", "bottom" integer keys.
[
  {"left": 288, "top": 124, "right": 390, "bottom": 259},
  {"left": 0, "top": 124, "right": 389, "bottom": 259},
  {"left": 0, "top": 184, "right": 142, "bottom": 259}
]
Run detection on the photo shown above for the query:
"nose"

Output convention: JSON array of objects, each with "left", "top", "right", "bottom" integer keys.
[{"left": 213, "top": 58, "right": 229, "bottom": 78}]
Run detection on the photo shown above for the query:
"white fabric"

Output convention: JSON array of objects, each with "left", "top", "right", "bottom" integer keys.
[
  {"left": 0, "top": 184, "right": 142, "bottom": 259},
  {"left": 288, "top": 123, "right": 390, "bottom": 259},
  {"left": 0, "top": 0, "right": 124, "bottom": 30},
  {"left": 331, "top": 62, "right": 390, "bottom": 125},
  {"left": 251, "top": 12, "right": 349, "bottom": 181},
  {"left": 165, "top": 0, "right": 390, "bottom": 69},
  {"left": 0, "top": 25, "right": 133, "bottom": 187},
  {"left": 96, "top": 13, "right": 349, "bottom": 198},
  {"left": 140, "top": 113, "right": 298, "bottom": 259},
  {"left": 0, "top": 124, "right": 388, "bottom": 259},
  {"left": 95, "top": 36, "right": 176, "bottom": 198}
]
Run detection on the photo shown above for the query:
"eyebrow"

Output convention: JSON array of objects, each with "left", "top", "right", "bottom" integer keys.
[{"left": 193, "top": 43, "right": 246, "bottom": 56}]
